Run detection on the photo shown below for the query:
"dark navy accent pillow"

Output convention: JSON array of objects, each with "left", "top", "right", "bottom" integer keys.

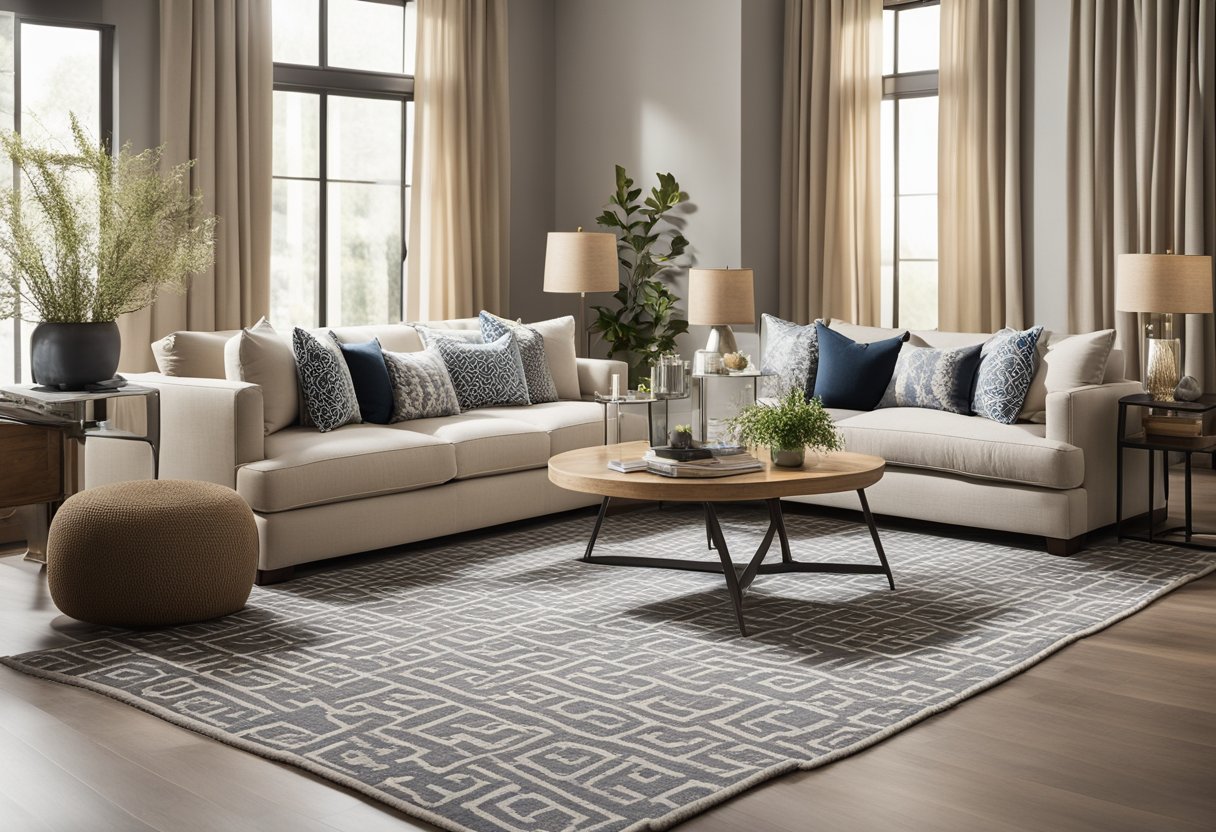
[
  {"left": 812, "top": 322, "right": 909, "bottom": 411},
  {"left": 336, "top": 335, "right": 394, "bottom": 424}
]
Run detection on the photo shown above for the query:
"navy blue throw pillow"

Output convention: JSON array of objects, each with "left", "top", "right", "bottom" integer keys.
[
  {"left": 812, "top": 322, "right": 909, "bottom": 410},
  {"left": 335, "top": 335, "right": 394, "bottom": 424}
]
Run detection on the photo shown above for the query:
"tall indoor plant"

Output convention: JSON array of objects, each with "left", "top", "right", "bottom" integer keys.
[
  {"left": 589, "top": 165, "right": 690, "bottom": 384},
  {"left": 0, "top": 115, "right": 215, "bottom": 389}
]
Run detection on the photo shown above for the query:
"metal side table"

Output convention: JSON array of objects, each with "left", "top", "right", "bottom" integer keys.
[
  {"left": 595, "top": 392, "right": 690, "bottom": 445},
  {"left": 693, "top": 371, "right": 773, "bottom": 443}
]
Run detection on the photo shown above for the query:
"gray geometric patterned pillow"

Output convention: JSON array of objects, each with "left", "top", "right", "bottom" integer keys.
[
  {"left": 292, "top": 328, "right": 362, "bottom": 432},
  {"left": 383, "top": 347, "right": 461, "bottom": 422},
  {"left": 972, "top": 326, "right": 1044, "bottom": 424},
  {"left": 478, "top": 311, "right": 558, "bottom": 404},
  {"left": 760, "top": 314, "right": 823, "bottom": 397},
  {"left": 415, "top": 325, "right": 484, "bottom": 345},
  {"left": 431, "top": 331, "right": 530, "bottom": 411},
  {"left": 877, "top": 343, "right": 984, "bottom": 414}
]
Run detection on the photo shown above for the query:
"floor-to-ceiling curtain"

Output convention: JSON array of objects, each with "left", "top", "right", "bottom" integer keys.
[
  {"left": 938, "top": 0, "right": 1023, "bottom": 332},
  {"left": 405, "top": 0, "right": 509, "bottom": 321},
  {"left": 1068, "top": 0, "right": 1215, "bottom": 388},
  {"left": 118, "top": 0, "right": 272, "bottom": 372},
  {"left": 779, "top": 0, "right": 882, "bottom": 326}
]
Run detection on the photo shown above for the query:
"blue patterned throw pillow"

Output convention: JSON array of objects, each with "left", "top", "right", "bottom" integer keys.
[
  {"left": 760, "top": 314, "right": 823, "bottom": 397},
  {"left": 431, "top": 331, "right": 530, "bottom": 411},
  {"left": 971, "top": 326, "right": 1044, "bottom": 424},
  {"left": 383, "top": 347, "right": 461, "bottom": 421},
  {"left": 878, "top": 343, "right": 984, "bottom": 414},
  {"left": 292, "top": 328, "right": 362, "bottom": 432},
  {"left": 478, "top": 311, "right": 558, "bottom": 404}
]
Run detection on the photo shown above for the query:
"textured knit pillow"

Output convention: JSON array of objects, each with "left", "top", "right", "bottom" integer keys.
[
  {"left": 877, "top": 343, "right": 984, "bottom": 414},
  {"left": 335, "top": 335, "right": 394, "bottom": 424},
  {"left": 761, "top": 314, "right": 822, "bottom": 397},
  {"left": 291, "top": 327, "right": 362, "bottom": 432},
  {"left": 478, "top": 311, "right": 558, "bottom": 404},
  {"left": 972, "top": 325, "right": 1045, "bottom": 424},
  {"left": 812, "top": 322, "right": 908, "bottom": 410},
  {"left": 431, "top": 331, "right": 530, "bottom": 411},
  {"left": 383, "top": 347, "right": 461, "bottom": 421}
]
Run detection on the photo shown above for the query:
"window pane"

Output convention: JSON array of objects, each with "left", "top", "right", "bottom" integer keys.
[
  {"left": 897, "top": 96, "right": 937, "bottom": 195},
  {"left": 898, "top": 261, "right": 938, "bottom": 331},
  {"left": 327, "top": 182, "right": 402, "bottom": 326},
  {"left": 273, "top": 90, "right": 319, "bottom": 178},
  {"left": 882, "top": 9, "right": 895, "bottom": 76},
  {"left": 20, "top": 23, "right": 100, "bottom": 149},
  {"left": 896, "top": 5, "right": 939, "bottom": 74},
  {"left": 328, "top": 0, "right": 405, "bottom": 74},
  {"left": 404, "top": 1, "right": 417, "bottom": 76},
  {"left": 328, "top": 95, "right": 402, "bottom": 182},
  {"left": 898, "top": 195, "right": 937, "bottom": 260},
  {"left": 272, "top": 0, "right": 318, "bottom": 65},
  {"left": 271, "top": 180, "right": 320, "bottom": 327}
]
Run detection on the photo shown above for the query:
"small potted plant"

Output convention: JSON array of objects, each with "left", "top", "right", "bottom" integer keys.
[
  {"left": 727, "top": 388, "right": 842, "bottom": 468},
  {"left": 669, "top": 424, "right": 693, "bottom": 449}
]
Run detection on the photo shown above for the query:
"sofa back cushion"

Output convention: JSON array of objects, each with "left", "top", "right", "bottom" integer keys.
[
  {"left": 224, "top": 319, "right": 299, "bottom": 434},
  {"left": 152, "top": 329, "right": 240, "bottom": 378},
  {"left": 1018, "top": 329, "right": 1117, "bottom": 422}
]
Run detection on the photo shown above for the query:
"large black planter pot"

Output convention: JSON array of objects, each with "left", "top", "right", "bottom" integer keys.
[{"left": 30, "top": 321, "right": 121, "bottom": 390}]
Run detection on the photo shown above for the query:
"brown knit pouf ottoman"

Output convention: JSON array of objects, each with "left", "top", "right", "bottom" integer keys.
[{"left": 47, "top": 480, "right": 259, "bottom": 627}]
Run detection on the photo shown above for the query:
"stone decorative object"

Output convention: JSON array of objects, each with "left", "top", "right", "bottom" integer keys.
[
  {"left": 722, "top": 352, "right": 749, "bottom": 372},
  {"left": 1174, "top": 375, "right": 1202, "bottom": 402}
]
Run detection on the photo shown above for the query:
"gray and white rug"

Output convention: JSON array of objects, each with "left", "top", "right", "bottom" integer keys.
[{"left": 4, "top": 508, "right": 1214, "bottom": 832}]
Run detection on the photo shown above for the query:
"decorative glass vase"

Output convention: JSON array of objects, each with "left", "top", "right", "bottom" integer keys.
[{"left": 1144, "top": 314, "right": 1180, "bottom": 402}]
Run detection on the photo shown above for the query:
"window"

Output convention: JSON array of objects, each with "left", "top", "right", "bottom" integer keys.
[
  {"left": 880, "top": 1, "right": 939, "bottom": 330},
  {"left": 271, "top": 0, "right": 415, "bottom": 328},
  {"left": 0, "top": 13, "right": 113, "bottom": 384}
]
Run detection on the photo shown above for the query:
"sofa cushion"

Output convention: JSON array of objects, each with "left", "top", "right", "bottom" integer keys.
[
  {"left": 152, "top": 329, "right": 240, "bottom": 379},
  {"left": 479, "top": 312, "right": 559, "bottom": 404},
  {"left": 396, "top": 413, "right": 550, "bottom": 479},
  {"left": 1019, "top": 329, "right": 1117, "bottom": 423},
  {"left": 238, "top": 424, "right": 456, "bottom": 512},
  {"left": 384, "top": 348, "right": 461, "bottom": 421},
  {"left": 292, "top": 328, "right": 363, "bottom": 431},
  {"left": 224, "top": 318, "right": 299, "bottom": 434},
  {"left": 835, "top": 408, "right": 1084, "bottom": 490},
  {"left": 760, "top": 314, "right": 821, "bottom": 398},
  {"left": 336, "top": 336, "right": 394, "bottom": 424},
  {"left": 813, "top": 322, "right": 907, "bottom": 410},
  {"left": 430, "top": 331, "right": 531, "bottom": 410},
  {"left": 878, "top": 343, "right": 983, "bottom": 415},
  {"left": 475, "top": 401, "right": 603, "bottom": 456},
  {"left": 972, "top": 326, "right": 1044, "bottom": 424},
  {"left": 330, "top": 325, "right": 423, "bottom": 354}
]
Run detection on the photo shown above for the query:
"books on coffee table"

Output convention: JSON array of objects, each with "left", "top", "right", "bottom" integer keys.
[{"left": 641, "top": 449, "right": 764, "bottom": 478}]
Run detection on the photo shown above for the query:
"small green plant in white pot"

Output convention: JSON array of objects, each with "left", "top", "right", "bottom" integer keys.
[{"left": 728, "top": 388, "right": 842, "bottom": 468}]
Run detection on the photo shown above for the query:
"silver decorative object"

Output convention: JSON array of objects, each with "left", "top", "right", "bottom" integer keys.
[{"left": 1174, "top": 375, "right": 1202, "bottom": 402}]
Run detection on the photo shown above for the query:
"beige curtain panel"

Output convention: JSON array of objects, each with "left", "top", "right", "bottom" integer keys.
[
  {"left": 1068, "top": 0, "right": 1215, "bottom": 389},
  {"left": 938, "top": 0, "right": 1023, "bottom": 333},
  {"left": 119, "top": 0, "right": 273, "bottom": 372},
  {"left": 405, "top": 0, "right": 509, "bottom": 321},
  {"left": 779, "top": 0, "right": 882, "bottom": 326}
]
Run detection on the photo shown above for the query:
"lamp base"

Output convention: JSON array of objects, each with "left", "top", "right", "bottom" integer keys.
[
  {"left": 704, "top": 325, "right": 738, "bottom": 356},
  {"left": 1145, "top": 337, "right": 1180, "bottom": 402}
]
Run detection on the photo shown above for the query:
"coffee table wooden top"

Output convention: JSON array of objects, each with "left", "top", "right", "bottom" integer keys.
[{"left": 548, "top": 441, "right": 885, "bottom": 502}]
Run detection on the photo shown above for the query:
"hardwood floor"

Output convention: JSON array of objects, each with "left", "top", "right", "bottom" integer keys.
[{"left": 1, "top": 466, "right": 1213, "bottom": 831}]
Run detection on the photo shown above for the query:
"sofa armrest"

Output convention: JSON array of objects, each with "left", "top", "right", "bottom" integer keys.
[
  {"left": 1046, "top": 380, "right": 1158, "bottom": 529},
  {"left": 577, "top": 357, "right": 629, "bottom": 400},
  {"left": 85, "top": 373, "right": 264, "bottom": 489}
]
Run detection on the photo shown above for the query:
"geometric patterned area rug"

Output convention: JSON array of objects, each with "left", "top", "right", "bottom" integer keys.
[{"left": 4, "top": 507, "right": 1215, "bottom": 832}]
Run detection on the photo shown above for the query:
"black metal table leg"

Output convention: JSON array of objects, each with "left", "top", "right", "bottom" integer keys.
[
  {"left": 1148, "top": 449, "right": 1156, "bottom": 542},
  {"left": 1185, "top": 452, "right": 1193, "bottom": 542},
  {"left": 857, "top": 490, "right": 896, "bottom": 590},
  {"left": 584, "top": 497, "right": 610, "bottom": 560},
  {"left": 704, "top": 503, "right": 748, "bottom": 636},
  {"left": 769, "top": 499, "right": 793, "bottom": 563},
  {"left": 1115, "top": 404, "right": 1126, "bottom": 541}
]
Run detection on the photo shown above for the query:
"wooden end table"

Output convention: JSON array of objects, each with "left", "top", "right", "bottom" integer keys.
[{"left": 548, "top": 441, "right": 892, "bottom": 635}]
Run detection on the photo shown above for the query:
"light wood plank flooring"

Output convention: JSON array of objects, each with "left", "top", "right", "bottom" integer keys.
[{"left": 1, "top": 466, "right": 1212, "bottom": 831}]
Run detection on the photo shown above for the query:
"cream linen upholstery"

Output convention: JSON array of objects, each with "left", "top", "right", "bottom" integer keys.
[
  {"left": 238, "top": 424, "right": 456, "bottom": 513},
  {"left": 835, "top": 408, "right": 1084, "bottom": 490},
  {"left": 395, "top": 413, "right": 549, "bottom": 479},
  {"left": 577, "top": 357, "right": 629, "bottom": 400},
  {"left": 224, "top": 319, "right": 299, "bottom": 434},
  {"left": 330, "top": 324, "right": 423, "bottom": 354},
  {"left": 152, "top": 329, "right": 241, "bottom": 377},
  {"left": 1019, "top": 330, "right": 1117, "bottom": 422},
  {"left": 476, "top": 401, "right": 603, "bottom": 456}
]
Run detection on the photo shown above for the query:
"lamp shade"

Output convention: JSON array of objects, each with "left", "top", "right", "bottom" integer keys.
[
  {"left": 688, "top": 268, "right": 755, "bottom": 325},
  {"left": 543, "top": 231, "right": 619, "bottom": 294},
  {"left": 1116, "top": 254, "right": 1214, "bottom": 313}
]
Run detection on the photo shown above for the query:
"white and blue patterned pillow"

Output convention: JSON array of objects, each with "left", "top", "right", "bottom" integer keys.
[
  {"left": 431, "top": 331, "right": 530, "bottom": 411},
  {"left": 972, "top": 326, "right": 1044, "bottom": 424},
  {"left": 292, "top": 328, "right": 363, "bottom": 432},
  {"left": 383, "top": 347, "right": 461, "bottom": 422},
  {"left": 478, "top": 311, "right": 558, "bottom": 404},
  {"left": 878, "top": 343, "right": 984, "bottom": 414},
  {"left": 761, "top": 314, "right": 823, "bottom": 397}
]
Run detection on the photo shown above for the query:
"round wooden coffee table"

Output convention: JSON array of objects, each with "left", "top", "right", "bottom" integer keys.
[{"left": 548, "top": 441, "right": 892, "bottom": 635}]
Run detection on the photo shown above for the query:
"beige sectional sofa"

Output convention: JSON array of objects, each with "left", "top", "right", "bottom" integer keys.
[{"left": 87, "top": 317, "right": 1158, "bottom": 581}]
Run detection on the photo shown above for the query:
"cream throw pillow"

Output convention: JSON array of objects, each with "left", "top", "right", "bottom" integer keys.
[
  {"left": 1019, "top": 329, "right": 1116, "bottom": 423},
  {"left": 224, "top": 318, "right": 299, "bottom": 434},
  {"left": 483, "top": 312, "right": 580, "bottom": 400}
]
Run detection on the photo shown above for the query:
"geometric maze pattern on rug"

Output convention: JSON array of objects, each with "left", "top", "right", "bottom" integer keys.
[{"left": 6, "top": 508, "right": 1215, "bottom": 832}]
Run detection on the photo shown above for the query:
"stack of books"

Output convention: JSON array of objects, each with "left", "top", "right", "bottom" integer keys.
[
  {"left": 641, "top": 449, "right": 764, "bottom": 478},
  {"left": 1143, "top": 409, "right": 1216, "bottom": 447}
]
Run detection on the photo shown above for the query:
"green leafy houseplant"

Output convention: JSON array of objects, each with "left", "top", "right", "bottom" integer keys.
[
  {"left": 728, "top": 388, "right": 843, "bottom": 468},
  {"left": 590, "top": 165, "right": 690, "bottom": 384}
]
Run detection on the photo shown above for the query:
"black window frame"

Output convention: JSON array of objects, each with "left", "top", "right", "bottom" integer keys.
[
  {"left": 882, "top": 0, "right": 939, "bottom": 330},
  {"left": 4, "top": 12, "right": 115, "bottom": 383},
  {"left": 271, "top": 0, "right": 415, "bottom": 328}
]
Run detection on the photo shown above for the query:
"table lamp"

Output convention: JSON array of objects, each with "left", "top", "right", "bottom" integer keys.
[
  {"left": 688, "top": 267, "right": 755, "bottom": 355},
  {"left": 543, "top": 228, "right": 619, "bottom": 356},
  {"left": 1116, "top": 252, "right": 1213, "bottom": 401}
]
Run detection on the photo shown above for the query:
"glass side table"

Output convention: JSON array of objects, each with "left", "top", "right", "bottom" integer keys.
[
  {"left": 1115, "top": 392, "right": 1215, "bottom": 550},
  {"left": 595, "top": 393, "right": 690, "bottom": 446},
  {"left": 692, "top": 371, "right": 774, "bottom": 443}
]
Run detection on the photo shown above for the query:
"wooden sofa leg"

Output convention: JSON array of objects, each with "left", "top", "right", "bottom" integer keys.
[
  {"left": 1045, "top": 535, "right": 1084, "bottom": 557},
  {"left": 256, "top": 566, "right": 295, "bottom": 585}
]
